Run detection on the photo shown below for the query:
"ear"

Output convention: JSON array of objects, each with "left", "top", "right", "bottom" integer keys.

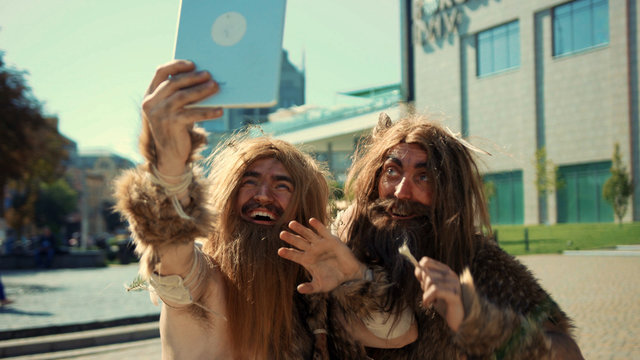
[{"left": 373, "top": 112, "right": 392, "bottom": 137}]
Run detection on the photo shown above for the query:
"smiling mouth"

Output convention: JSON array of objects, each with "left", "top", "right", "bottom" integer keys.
[
  {"left": 247, "top": 209, "right": 277, "bottom": 223},
  {"left": 389, "top": 208, "right": 416, "bottom": 220}
]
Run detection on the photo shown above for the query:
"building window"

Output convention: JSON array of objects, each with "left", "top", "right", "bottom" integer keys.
[
  {"left": 477, "top": 21, "right": 520, "bottom": 77},
  {"left": 553, "top": 0, "right": 609, "bottom": 56}
]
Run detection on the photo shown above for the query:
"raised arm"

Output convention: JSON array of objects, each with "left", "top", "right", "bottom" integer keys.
[{"left": 114, "top": 60, "right": 222, "bottom": 281}]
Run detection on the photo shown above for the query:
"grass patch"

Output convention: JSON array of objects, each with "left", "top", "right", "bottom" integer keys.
[{"left": 492, "top": 222, "right": 640, "bottom": 256}]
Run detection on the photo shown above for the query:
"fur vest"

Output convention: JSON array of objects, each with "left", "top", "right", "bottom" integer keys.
[{"left": 325, "top": 238, "right": 576, "bottom": 359}]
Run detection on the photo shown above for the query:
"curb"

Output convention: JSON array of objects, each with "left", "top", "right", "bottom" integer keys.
[
  {"left": 563, "top": 245, "right": 640, "bottom": 256},
  {"left": 563, "top": 250, "right": 640, "bottom": 256},
  {"left": 0, "top": 321, "right": 159, "bottom": 358},
  {"left": 0, "top": 314, "right": 159, "bottom": 341}
]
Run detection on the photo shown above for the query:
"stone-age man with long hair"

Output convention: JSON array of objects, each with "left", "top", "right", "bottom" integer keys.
[
  {"left": 114, "top": 60, "right": 348, "bottom": 359},
  {"left": 281, "top": 113, "right": 584, "bottom": 359}
]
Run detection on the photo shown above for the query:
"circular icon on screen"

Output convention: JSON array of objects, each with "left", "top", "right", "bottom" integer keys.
[{"left": 211, "top": 12, "right": 247, "bottom": 46}]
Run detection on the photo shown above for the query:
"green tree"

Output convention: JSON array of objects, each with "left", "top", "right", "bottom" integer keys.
[
  {"left": 603, "top": 143, "right": 634, "bottom": 225},
  {"left": 534, "top": 147, "right": 563, "bottom": 224},
  {"left": 534, "top": 147, "right": 561, "bottom": 198},
  {"left": 34, "top": 178, "right": 78, "bottom": 234},
  {"left": 483, "top": 180, "right": 496, "bottom": 203},
  {"left": 1, "top": 50, "right": 69, "bottom": 237}
]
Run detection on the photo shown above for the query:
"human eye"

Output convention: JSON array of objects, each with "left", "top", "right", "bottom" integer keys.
[
  {"left": 275, "top": 182, "right": 293, "bottom": 192},
  {"left": 384, "top": 166, "right": 400, "bottom": 178},
  {"left": 241, "top": 178, "right": 257, "bottom": 187}
]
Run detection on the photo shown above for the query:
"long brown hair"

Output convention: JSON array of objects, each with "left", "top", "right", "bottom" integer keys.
[
  {"left": 203, "top": 134, "right": 330, "bottom": 359},
  {"left": 345, "top": 114, "right": 491, "bottom": 310}
]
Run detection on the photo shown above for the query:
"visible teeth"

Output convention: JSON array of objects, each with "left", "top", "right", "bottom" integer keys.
[{"left": 250, "top": 210, "right": 275, "bottom": 220}]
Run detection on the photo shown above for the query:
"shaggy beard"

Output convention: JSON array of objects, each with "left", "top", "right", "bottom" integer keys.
[
  {"left": 356, "top": 198, "right": 435, "bottom": 312},
  {"left": 219, "top": 220, "right": 304, "bottom": 358},
  {"left": 224, "top": 220, "right": 301, "bottom": 305}
]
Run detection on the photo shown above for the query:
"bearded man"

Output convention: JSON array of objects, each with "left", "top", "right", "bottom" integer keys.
[
  {"left": 114, "top": 60, "right": 338, "bottom": 359},
  {"left": 281, "top": 113, "right": 584, "bottom": 359}
]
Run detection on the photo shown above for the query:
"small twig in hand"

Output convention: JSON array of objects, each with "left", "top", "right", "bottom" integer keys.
[{"left": 398, "top": 243, "right": 419, "bottom": 267}]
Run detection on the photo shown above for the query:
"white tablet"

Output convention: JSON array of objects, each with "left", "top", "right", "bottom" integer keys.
[{"left": 173, "top": 0, "right": 287, "bottom": 108}]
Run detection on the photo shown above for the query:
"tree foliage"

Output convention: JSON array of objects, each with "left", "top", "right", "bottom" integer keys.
[
  {"left": 483, "top": 180, "right": 496, "bottom": 202},
  {"left": 35, "top": 178, "right": 78, "bottom": 233},
  {"left": 534, "top": 147, "right": 562, "bottom": 197},
  {"left": 603, "top": 143, "right": 634, "bottom": 224},
  {"left": 0, "top": 50, "right": 70, "bottom": 235}
]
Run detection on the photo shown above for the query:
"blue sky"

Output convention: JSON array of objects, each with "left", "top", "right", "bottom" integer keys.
[{"left": 0, "top": 0, "right": 401, "bottom": 163}]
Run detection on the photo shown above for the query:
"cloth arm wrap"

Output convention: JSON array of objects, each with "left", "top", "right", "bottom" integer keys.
[{"left": 149, "top": 243, "right": 207, "bottom": 306}]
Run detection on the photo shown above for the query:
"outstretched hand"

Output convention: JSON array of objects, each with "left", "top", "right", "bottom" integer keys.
[
  {"left": 142, "top": 60, "right": 223, "bottom": 176},
  {"left": 278, "top": 218, "right": 366, "bottom": 294},
  {"left": 414, "top": 257, "right": 465, "bottom": 332}
]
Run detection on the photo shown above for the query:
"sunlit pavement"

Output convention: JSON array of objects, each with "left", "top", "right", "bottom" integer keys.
[
  {"left": 0, "top": 264, "right": 158, "bottom": 333},
  {"left": 2, "top": 252, "right": 639, "bottom": 359},
  {"left": 520, "top": 254, "right": 640, "bottom": 359}
]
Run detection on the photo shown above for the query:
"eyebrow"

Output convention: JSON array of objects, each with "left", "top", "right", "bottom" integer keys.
[
  {"left": 242, "top": 171, "right": 294, "bottom": 184},
  {"left": 242, "top": 171, "right": 261, "bottom": 178},
  {"left": 274, "top": 175, "right": 294, "bottom": 184},
  {"left": 385, "top": 156, "right": 428, "bottom": 169}
]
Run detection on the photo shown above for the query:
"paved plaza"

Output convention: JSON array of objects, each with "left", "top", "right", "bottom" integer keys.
[
  {"left": 520, "top": 254, "right": 640, "bottom": 359},
  {"left": 0, "top": 264, "right": 158, "bottom": 333},
  {"left": 1, "top": 253, "right": 639, "bottom": 359}
]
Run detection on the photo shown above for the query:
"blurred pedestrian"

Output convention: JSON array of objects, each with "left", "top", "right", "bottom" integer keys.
[
  {"left": 35, "top": 227, "right": 55, "bottom": 268},
  {"left": 0, "top": 274, "right": 14, "bottom": 306}
]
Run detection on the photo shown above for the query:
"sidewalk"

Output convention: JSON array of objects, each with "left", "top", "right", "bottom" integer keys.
[
  {"left": 0, "top": 264, "right": 159, "bottom": 334},
  {"left": 1, "top": 252, "right": 639, "bottom": 359},
  {"left": 519, "top": 253, "right": 640, "bottom": 359}
]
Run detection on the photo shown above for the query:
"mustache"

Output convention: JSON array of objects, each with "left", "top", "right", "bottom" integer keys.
[
  {"left": 367, "top": 197, "right": 431, "bottom": 217},
  {"left": 241, "top": 200, "right": 284, "bottom": 218},
  {"left": 366, "top": 197, "right": 431, "bottom": 230}
]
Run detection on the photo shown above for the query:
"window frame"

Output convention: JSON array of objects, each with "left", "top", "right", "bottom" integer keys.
[
  {"left": 476, "top": 20, "right": 521, "bottom": 77},
  {"left": 552, "top": 0, "right": 609, "bottom": 57}
]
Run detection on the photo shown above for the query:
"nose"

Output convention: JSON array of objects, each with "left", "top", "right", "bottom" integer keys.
[
  {"left": 394, "top": 177, "right": 413, "bottom": 200},
  {"left": 253, "top": 184, "right": 273, "bottom": 203}
]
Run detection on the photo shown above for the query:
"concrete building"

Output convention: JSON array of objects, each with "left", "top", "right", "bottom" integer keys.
[
  {"left": 399, "top": 0, "right": 638, "bottom": 224},
  {"left": 262, "top": 0, "right": 637, "bottom": 226},
  {"left": 66, "top": 152, "right": 135, "bottom": 243},
  {"left": 260, "top": 84, "right": 403, "bottom": 184}
]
